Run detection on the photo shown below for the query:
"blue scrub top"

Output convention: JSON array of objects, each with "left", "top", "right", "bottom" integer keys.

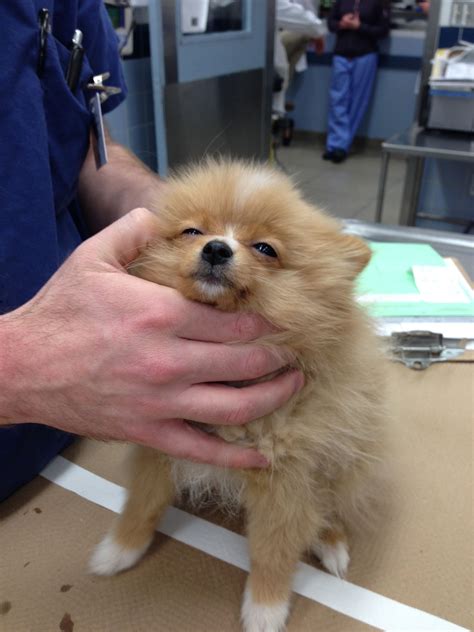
[{"left": 0, "top": 1, "right": 127, "bottom": 501}]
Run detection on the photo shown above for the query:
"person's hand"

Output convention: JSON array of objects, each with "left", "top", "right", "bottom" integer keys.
[
  {"left": 313, "top": 37, "right": 325, "bottom": 55},
  {"left": 345, "top": 12, "right": 361, "bottom": 29},
  {"left": 0, "top": 208, "right": 304, "bottom": 469},
  {"left": 339, "top": 12, "right": 354, "bottom": 29},
  {"left": 339, "top": 12, "right": 360, "bottom": 29}
]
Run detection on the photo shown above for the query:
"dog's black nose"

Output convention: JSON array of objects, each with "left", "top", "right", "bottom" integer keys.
[{"left": 201, "top": 240, "right": 233, "bottom": 266}]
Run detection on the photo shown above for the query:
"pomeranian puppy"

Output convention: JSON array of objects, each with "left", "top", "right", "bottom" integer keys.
[{"left": 90, "top": 160, "right": 386, "bottom": 632}]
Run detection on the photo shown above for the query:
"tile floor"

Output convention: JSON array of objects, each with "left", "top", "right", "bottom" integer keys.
[{"left": 275, "top": 134, "right": 406, "bottom": 225}]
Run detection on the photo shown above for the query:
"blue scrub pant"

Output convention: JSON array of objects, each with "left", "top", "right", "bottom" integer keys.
[{"left": 326, "top": 53, "right": 378, "bottom": 153}]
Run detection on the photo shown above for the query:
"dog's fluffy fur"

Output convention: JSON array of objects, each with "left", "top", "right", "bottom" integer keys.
[{"left": 90, "top": 160, "right": 386, "bottom": 632}]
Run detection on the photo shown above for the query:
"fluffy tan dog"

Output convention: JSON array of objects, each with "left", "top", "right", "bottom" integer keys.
[{"left": 90, "top": 160, "right": 386, "bottom": 632}]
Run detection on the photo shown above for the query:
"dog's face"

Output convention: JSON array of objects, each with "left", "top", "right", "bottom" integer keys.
[
  {"left": 168, "top": 224, "right": 282, "bottom": 308},
  {"left": 134, "top": 161, "right": 370, "bottom": 346},
  {"left": 154, "top": 186, "right": 290, "bottom": 312}
]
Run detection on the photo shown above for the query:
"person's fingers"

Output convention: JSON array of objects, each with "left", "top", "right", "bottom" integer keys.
[
  {"left": 173, "top": 369, "right": 304, "bottom": 425},
  {"left": 133, "top": 418, "right": 269, "bottom": 468},
  {"left": 175, "top": 302, "right": 277, "bottom": 343},
  {"left": 178, "top": 340, "right": 291, "bottom": 384},
  {"left": 83, "top": 207, "right": 160, "bottom": 268}
]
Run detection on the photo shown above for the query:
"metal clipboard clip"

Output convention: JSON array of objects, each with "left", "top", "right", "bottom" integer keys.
[{"left": 390, "top": 331, "right": 468, "bottom": 370}]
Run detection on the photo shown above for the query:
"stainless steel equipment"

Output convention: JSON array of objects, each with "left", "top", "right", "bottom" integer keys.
[{"left": 154, "top": 0, "right": 275, "bottom": 172}]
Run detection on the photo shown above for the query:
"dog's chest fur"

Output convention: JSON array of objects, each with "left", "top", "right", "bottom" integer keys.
[{"left": 170, "top": 459, "right": 246, "bottom": 510}]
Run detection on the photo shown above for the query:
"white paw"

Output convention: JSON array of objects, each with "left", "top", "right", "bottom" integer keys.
[
  {"left": 313, "top": 539, "right": 350, "bottom": 579},
  {"left": 241, "top": 584, "right": 289, "bottom": 632},
  {"left": 89, "top": 532, "right": 151, "bottom": 576}
]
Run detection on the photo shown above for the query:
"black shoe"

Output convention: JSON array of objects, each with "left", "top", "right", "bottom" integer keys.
[
  {"left": 322, "top": 150, "right": 335, "bottom": 161},
  {"left": 281, "top": 118, "right": 294, "bottom": 147},
  {"left": 331, "top": 149, "right": 347, "bottom": 164}
]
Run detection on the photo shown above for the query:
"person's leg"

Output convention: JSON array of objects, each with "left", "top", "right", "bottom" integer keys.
[
  {"left": 281, "top": 31, "right": 311, "bottom": 83},
  {"left": 273, "top": 33, "right": 290, "bottom": 115},
  {"left": 348, "top": 53, "right": 378, "bottom": 149},
  {"left": 326, "top": 55, "right": 352, "bottom": 155},
  {"left": 272, "top": 84, "right": 287, "bottom": 115}
]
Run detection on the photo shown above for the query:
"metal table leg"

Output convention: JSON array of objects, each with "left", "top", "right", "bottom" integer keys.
[
  {"left": 400, "top": 156, "right": 425, "bottom": 226},
  {"left": 375, "top": 150, "right": 390, "bottom": 223}
]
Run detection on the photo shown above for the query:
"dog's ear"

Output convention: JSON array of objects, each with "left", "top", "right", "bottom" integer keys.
[{"left": 338, "top": 234, "right": 372, "bottom": 279}]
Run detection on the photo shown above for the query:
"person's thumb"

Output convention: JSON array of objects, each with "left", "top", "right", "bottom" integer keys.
[{"left": 83, "top": 207, "right": 160, "bottom": 269}]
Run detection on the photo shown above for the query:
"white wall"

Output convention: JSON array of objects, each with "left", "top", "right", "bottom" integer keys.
[{"left": 439, "top": 0, "right": 454, "bottom": 26}]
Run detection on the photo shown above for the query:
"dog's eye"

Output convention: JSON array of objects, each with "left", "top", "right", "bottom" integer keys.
[
  {"left": 182, "top": 228, "right": 203, "bottom": 236},
  {"left": 253, "top": 242, "right": 278, "bottom": 258}
]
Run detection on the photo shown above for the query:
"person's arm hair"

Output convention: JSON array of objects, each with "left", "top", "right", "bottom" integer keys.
[
  {"left": 0, "top": 312, "right": 22, "bottom": 425},
  {"left": 359, "top": 0, "right": 391, "bottom": 39},
  {"left": 77, "top": 129, "right": 166, "bottom": 234}
]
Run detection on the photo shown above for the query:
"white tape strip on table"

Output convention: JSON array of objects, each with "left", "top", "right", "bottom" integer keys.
[{"left": 41, "top": 456, "right": 468, "bottom": 632}]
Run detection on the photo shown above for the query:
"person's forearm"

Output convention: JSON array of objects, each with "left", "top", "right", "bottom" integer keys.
[
  {"left": 358, "top": 21, "right": 389, "bottom": 38},
  {"left": 78, "top": 130, "right": 166, "bottom": 233},
  {"left": 0, "top": 310, "right": 24, "bottom": 424},
  {"left": 359, "top": 5, "right": 391, "bottom": 39}
]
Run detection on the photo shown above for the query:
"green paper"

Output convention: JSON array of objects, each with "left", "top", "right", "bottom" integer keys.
[{"left": 356, "top": 242, "right": 474, "bottom": 318}]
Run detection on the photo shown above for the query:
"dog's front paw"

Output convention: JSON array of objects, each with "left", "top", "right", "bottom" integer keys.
[
  {"left": 313, "top": 538, "right": 350, "bottom": 579},
  {"left": 241, "top": 584, "right": 289, "bottom": 632},
  {"left": 88, "top": 532, "right": 151, "bottom": 576}
]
